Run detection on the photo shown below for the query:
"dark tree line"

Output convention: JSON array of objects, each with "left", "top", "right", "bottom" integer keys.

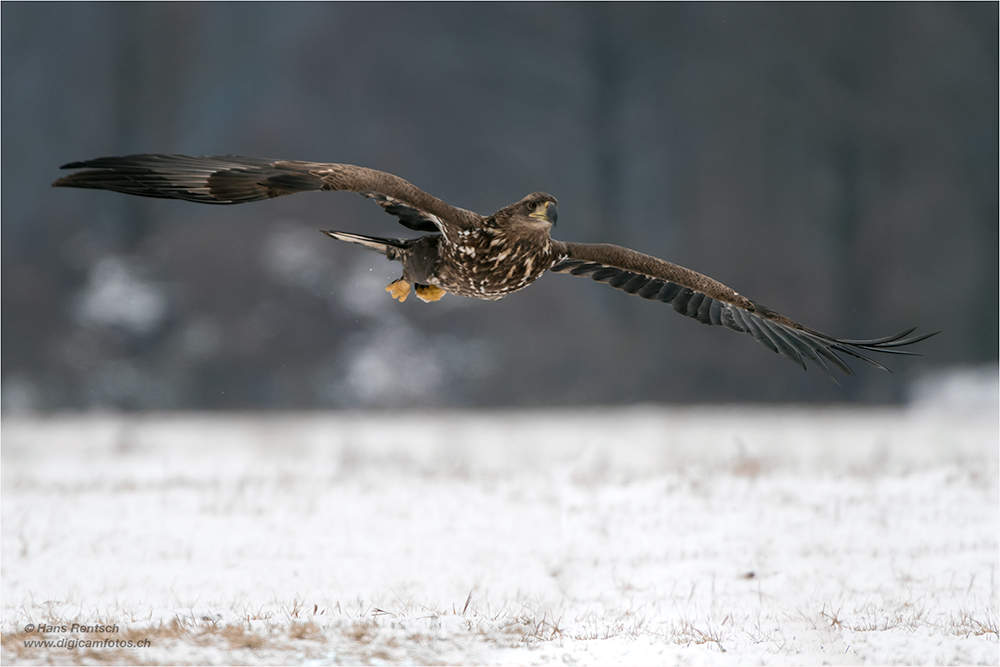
[{"left": 2, "top": 2, "right": 996, "bottom": 410}]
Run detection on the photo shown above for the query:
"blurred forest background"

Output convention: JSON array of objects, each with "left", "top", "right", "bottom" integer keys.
[{"left": 2, "top": 2, "right": 996, "bottom": 411}]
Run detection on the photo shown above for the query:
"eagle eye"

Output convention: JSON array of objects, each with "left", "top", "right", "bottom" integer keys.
[{"left": 526, "top": 201, "right": 538, "bottom": 211}]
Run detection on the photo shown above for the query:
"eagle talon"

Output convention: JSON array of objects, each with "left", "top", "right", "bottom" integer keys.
[
  {"left": 415, "top": 284, "right": 447, "bottom": 303},
  {"left": 386, "top": 278, "right": 411, "bottom": 302}
]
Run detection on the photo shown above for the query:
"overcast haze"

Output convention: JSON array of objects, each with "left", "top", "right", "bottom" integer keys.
[{"left": 2, "top": 2, "right": 996, "bottom": 410}]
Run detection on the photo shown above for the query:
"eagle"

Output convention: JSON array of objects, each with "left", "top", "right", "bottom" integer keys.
[{"left": 52, "top": 154, "right": 937, "bottom": 380}]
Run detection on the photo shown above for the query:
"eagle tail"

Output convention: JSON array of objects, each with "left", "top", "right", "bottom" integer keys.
[{"left": 320, "top": 230, "right": 408, "bottom": 258}]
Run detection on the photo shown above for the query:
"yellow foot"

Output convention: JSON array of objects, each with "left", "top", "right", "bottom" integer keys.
[
  {"left": 415, "top": 284, "right": 447, "bottom": 303},
  {"left": 386, "top": 278, "right": 411, "bottom": 302}
]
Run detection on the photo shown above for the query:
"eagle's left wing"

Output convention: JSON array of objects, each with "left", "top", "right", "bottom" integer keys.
[
  {"left": 549, "top": 241, "right": 937, "bottom": 380},
  {"left": 52, "top": 154, "right": 482, "bottom": 233}
]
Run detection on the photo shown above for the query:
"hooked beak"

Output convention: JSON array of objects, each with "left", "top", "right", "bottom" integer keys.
[{"left": 529, "top": 201, "right": 558, "bottom": 225}]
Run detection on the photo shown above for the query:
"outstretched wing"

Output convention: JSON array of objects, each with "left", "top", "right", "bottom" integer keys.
[
  {"left": 52, "top": 154, "right": 482, "bottom": 233},
  {"left": 549, "top": 241, "right": 938, "bottom": 380}
]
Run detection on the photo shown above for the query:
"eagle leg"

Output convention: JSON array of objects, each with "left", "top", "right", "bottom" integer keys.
[
  {"left": 415, "top": 284, "right": 447, "bottom": 303},
  {"left": 385, "top": 278, "right": 411, "bottom": 302}
]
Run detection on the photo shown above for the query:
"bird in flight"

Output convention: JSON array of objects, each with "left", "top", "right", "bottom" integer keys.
[{"left": 53, "top": 154, "right": 937, "bottom": 380}]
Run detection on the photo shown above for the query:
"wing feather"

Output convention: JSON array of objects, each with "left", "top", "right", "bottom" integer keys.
[
  {"left": 549, "top": 241, "right": 938, "bottom": 379},
  {"left": 758, "top": 320, "right": 806, "bottom": 369},
  {"left": 638, "top": 279, "right": 666, "bottom": 300},
  {"left": 657, "top": 282, "right": 683, "bottom": 304},
  {"left": 52, "top": 153, "right": 482, "bottom": 233}
]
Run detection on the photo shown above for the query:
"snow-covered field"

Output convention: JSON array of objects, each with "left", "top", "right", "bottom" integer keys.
[{"left": 2, "top": 404, "right": 997, "bottom": 665}]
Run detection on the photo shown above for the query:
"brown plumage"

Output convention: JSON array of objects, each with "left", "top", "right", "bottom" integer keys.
[{"left": 53, "top": 154, "right": 938, "bottom": 380}]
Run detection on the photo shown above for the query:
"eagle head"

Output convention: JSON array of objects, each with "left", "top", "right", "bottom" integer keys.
[{"left": 493, "top": 192, "right": 558, "bottom": 231}]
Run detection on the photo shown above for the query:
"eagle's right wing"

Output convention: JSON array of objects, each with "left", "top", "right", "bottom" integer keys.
[
  {"left": 550, "top": 241, "right": 938, "bottom": 380},
  {"left": 52, "top": 154, "right": 482, "bottom": 233}
]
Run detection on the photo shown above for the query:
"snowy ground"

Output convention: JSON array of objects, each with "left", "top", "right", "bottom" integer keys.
[{"left": 2, "top": 404, "right": 997, "bottom": 665}]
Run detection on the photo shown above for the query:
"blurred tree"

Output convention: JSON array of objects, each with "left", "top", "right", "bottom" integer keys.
[{"left": 1, "top": 2, "right": 995, "bottom": 410}]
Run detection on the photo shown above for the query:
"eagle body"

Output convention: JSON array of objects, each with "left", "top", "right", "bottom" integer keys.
[
  {"left": 327, "top": 192, "right": 562, "bottom": 301},
  {"left": 439, "top": 218, "right": 560, "bottom": 300},
  {"left": 52, "top": 153, "right": 937, "bottom": 380}
]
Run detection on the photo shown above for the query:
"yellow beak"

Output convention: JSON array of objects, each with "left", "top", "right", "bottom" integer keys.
[{"left": 529, "top": 201, "right": 558, "bottom": 225}]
